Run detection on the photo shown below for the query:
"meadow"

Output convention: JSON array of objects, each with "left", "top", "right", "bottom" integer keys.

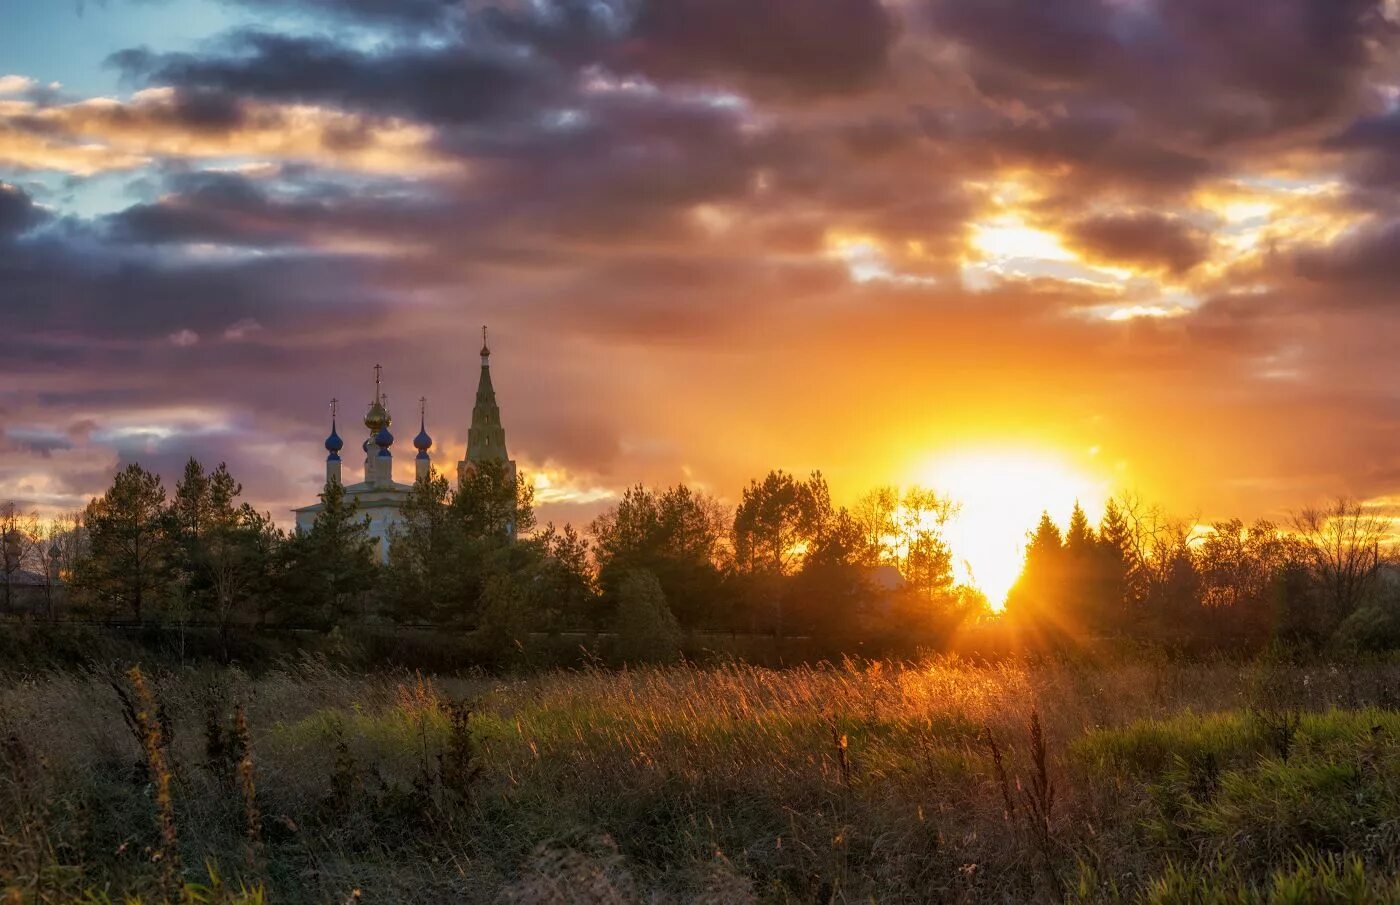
[{"left": 2, "top": 655, "right": 1399, "bottom": 904}]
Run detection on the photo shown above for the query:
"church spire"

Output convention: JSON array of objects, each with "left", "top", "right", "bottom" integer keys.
[
  {"left": 458, "top": 326, "right": 519, "bottom": 537},
  {"left": 464, "top": 325, "right": 507, "bottom": 466}
]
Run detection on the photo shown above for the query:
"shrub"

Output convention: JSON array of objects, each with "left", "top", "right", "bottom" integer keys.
[{"left": 612, "top": 569, "right": 682, "bottom": 663}]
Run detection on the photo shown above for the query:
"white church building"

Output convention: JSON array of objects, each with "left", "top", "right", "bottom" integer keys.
[{"left": 293, "top": 328, "right": 516, "bottom": 558}]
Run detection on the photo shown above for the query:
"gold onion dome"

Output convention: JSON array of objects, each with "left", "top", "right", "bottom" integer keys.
[{"left": 364, "top": 399, "right": 389, "bottom": 432}]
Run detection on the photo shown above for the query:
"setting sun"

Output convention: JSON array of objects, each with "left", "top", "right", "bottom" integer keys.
[{"left": 917, "top": 449, "right": 1110, "bottom": 609}]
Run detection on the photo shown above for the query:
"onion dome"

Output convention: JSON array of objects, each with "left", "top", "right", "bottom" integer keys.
[
  {"left": 414, "top": 420, "right": 432, "bottom": 454},
  {"left": 325, "top": 420, "right": 344, "bottom": 458},
  {"left": 364, "top": 399, "right": 389, "bottom": 432},
  {"left": 375, "top": 425, "right": 394, "bottom": 458}
]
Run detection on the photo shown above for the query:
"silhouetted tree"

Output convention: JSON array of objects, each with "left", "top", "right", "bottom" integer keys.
[
  {"left": 454, "top": 459, "right": 535, "bottom": 539},
  {"left": 792, "top": 507, "right": 877, "bottom": 643},
  {"left": 1292, "top": 498, "right": 1386, "bottom": 636},
  {"left": 278, "top": 480, "right": 376, "bottom": 628},
  {"left": 1005, "top": 512, "right": 1069, "bottom": 642},
  {"left": 732, "top": 470, "right": 834, "bottom": 635},
  {"left": 733, "top": 471, "right": 831, "bottom": 576},
  {"left": 477, "top": 571, "right": 534, "bottom": 662},
  {"left": 591, "top": 484, "right": 726, "bottom": 629},
  {"left": 165, "top": 460, "right": 276, "bottom": 643},
  {"left": 78, "top": 464, "right": 170, "bottom": 621},
  {"left": 529, "top": 522, "right": 597, "bottom": 630},
  {"left": 383, "top": 470, "right": 466, "bottom": 623}
]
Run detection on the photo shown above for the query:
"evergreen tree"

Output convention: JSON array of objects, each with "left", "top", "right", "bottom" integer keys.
[
  {"left": 529, "top": 522, "right": 597, "bottom": 630},
  {"left": 732, "top": 470, "right": 831, "bottom": 576},
  {"left": 1093, "top": 499, "right": 1133, "bottom": 633},
  {"left": 278, "top": 479, "right": 376, "bottom": 628},
  {"left": 1065, "top": 502, "right": 1095, "bottom": 555},
  {"left": 454, "top": 459, "right": 535, "bottom": 539},
  {"left": 1004, "top": 512, "right": 1068, "bottom": 641},
  {"left": 612, "top": 569, "right": 682, "bottom": 663},
  {"left": 591, "top": 484, "right": 726, "bottom": 629},
  {"left": 477, "top": 571, "right": 534, "bottom": 662},
  {"left": 78, "top": 464, "right": 170, "bottom": 621},
  {"left": 792, "top": 507, "right": 875, "bottom": 643},
  {"left": 383, "top": 470, "right": 466, "bottom": 623}
]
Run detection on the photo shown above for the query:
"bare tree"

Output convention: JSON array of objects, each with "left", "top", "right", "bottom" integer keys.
[{"left": 1292, "top": 498, "right": 1387, "bottom": 627}]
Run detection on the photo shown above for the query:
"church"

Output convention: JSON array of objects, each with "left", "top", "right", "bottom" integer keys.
[{"left": 293, "top": 329, "right": 516, "bottom": 558}]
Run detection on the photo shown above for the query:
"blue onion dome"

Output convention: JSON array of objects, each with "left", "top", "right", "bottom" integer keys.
[
  {"left": 375, "top": 425, "right": 394, "bottom": 448},
  {"left": 414, "top": 425, "right": 432, "bottom": 452},
  {"left": 325, "top": 422, "right": 344, "bottom": 454}
]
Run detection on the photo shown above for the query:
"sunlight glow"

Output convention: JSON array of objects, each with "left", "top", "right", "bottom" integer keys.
[
  {"left": 917, "top": 449, "right": 1110, "bottom": 609},
  {"left": 969, "top": 218, "right": 1076, "bottom": 263}
]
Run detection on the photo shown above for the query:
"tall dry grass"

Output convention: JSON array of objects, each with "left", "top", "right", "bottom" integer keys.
[{"left": 0, "top": 654, "right": 1396, "bottom": 903}]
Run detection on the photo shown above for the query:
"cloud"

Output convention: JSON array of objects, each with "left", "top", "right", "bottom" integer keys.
[
  {"left": 627, "top": 0, "right": 896, "bottom": 95},
  {"left": 0, "top": 87, "right": 457, "bottom": 175},
  {"left": 0, "top": 182, "right": 49, "bottom": 237},
  {"left": 3, "top": 0, "right": 1400, "bottom": 528},
  {"left": 111, "top": 31, "right": 564, "bottom": 126},
  {"left": 1064, "top": 212, "right": 1211, "bottom": 274}
]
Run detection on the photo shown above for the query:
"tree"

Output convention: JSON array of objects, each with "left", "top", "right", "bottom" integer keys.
[
  {"left": 1004, "top": 512, "right": 1069, "bottom": 640},
  {"left": 278, "top": 479, "right": 376, "bottom": 628},
  {"left": 1115, "top": 493, "right": 1199, "bottom": 642},
  {"left": 732, "top": 471, "right": 831, "bottom": 576},
  {"left": 613, "top": 569, "right": 682, "bottom": 663},
  {"left": 865, "top": 486, "right": 958, "bottom": 602},
  {"left": 1065, "top": 502, "right": 1095, "bottom": 555},
  {"left": 791, "top": 507, "right": 876, "bottom": 643},
  {"left": 0, "top": 502, "right": 40, "bottom": 615},
  {"left": 591, "top": 484, "right": 727, "bottom": 629},
  {"left": 454, "top": 459, "right": 535, "bottom": 539},
  {"left": 477, "top": 571, "right": 535, "bottom": 662},
  {"left": 1194, "top": 519, "right": 1295, "bottom": 647},
  {"left": 529, "top": 522, "right": 597, "bottom": 630},
  {"left": 383, "top": 470, "right": 466, "bottom": 623},
  {"left": 78, "top": 465, "right": 169, "bottom": 621},
  {"left": 1091, "top": 499, "right": 1133, "bottom": 633},
  {"left": 164, "top": 460, "right": 277, "bottom": 642},
  {"left": 731, "top": 470, "right": 834, "bottom": 635},
  {"left": 1292, "top": 498, "right": 1386, "bottom": 636}
]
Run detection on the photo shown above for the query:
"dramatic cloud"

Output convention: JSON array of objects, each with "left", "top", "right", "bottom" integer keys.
[{"left": 1, "top": 0, "right": 1399, "bottom": 530}]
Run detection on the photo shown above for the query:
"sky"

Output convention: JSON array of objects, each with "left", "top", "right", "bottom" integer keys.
[{"left": 3, "top": 0, "right": 1400, "bottom": 598}]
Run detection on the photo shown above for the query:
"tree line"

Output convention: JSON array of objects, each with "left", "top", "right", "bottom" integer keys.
[{"left": 3, "top": 460, "right": 1397, "bottom": 658}]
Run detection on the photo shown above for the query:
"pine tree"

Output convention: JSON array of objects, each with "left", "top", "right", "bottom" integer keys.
[
  {"left": 1094, "top": 499, "right": 1133, "bottom": 634},
  {"left": 1004, "top": 512, "right": 1067, "bottom": 638},
  {"left": 279, "top": 479, "right": 376, "bottom": 628},
  {"left": 383, "top": 469, "right": 465, "bottom": 623},
  {"left": 1065, "top": 502, "right": 1095, "bottom": 555},
  {"left": 79, "top": 464, "right": 169, "bottom": 621}
]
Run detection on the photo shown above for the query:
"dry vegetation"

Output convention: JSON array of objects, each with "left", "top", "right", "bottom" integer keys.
[{"left": 2, "top": 655, "right": 1399, "bottom": 903}]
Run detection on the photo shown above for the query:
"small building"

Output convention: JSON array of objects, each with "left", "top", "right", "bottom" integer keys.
[
  {"left": 293, "top": 328, "right": 517, "bottom": 559},
  {"left": 1, "top": 567, "right": 64, "bottom": 618}
]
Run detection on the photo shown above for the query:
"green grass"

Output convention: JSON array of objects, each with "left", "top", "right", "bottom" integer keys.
[{"left": 1, "top": 658, "right": 1398, "bottom": 903}]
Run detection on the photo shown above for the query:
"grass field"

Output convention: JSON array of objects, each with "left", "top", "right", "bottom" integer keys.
[{"left": 2, "top": 655, "right": 1398, "bottom": 903}]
